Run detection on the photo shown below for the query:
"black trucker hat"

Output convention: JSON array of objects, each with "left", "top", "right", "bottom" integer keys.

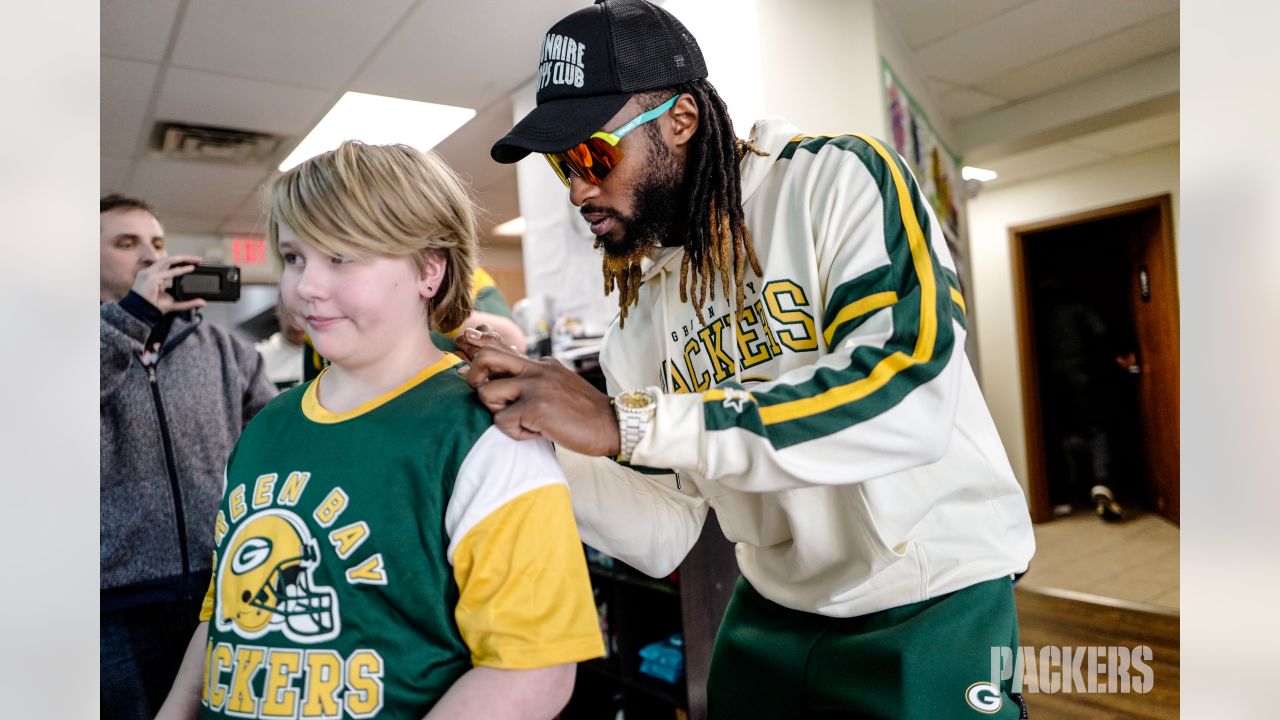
[{"left": 490, "top": 0, "right": 707, "bottom": 164}]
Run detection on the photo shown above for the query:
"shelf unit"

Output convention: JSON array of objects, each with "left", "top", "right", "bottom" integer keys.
[{"left": 560, "top": 513, "right": 738, "bottom": 720}]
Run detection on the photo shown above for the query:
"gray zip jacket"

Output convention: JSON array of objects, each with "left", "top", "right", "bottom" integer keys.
[{"left": 100, "top": 296, "right": 275, "bottom": 602}]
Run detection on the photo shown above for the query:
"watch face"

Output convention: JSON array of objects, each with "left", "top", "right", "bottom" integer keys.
[{"left": 617, "top": 392, "right": 652, "bottom": 410}]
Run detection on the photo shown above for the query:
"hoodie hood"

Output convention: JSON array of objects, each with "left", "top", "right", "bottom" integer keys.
[
  {"left": 640, "top": 245, "right": 685, "bottom": 284},
  {"left": 739, "top": 116, "right": 803, "bottom": 205},
  {"left": 639, "top": 116, "right": 798, "bottom": 286}
]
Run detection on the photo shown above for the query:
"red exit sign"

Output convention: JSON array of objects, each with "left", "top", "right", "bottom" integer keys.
[{"left": 231, "top": 237, "right": 267, "bottom": 266}]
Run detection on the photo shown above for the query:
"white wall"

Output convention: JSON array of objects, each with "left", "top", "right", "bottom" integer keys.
[
  {"left": 663, "top": 0, "right": 765, "bottom": 138},
  {"left": 755, "top": 0, "right": 884, "bottom": 137},
  {"left": 966, "top": 143, "right": 1180, "bottom": 491}
]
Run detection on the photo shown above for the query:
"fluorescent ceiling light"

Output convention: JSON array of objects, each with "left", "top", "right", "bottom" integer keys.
[
  {"left": 493, "top": 217, "right": 526, "bottom": 236},
  {"left": 279, "top": 92, "right": 475, "bottom": 172},
  {"left": 961, "top": 166, "right": 998, "bottom": 182}
]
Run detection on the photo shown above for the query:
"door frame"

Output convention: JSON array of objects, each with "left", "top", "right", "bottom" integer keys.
[{"left": 1009, "top": 194, "right": 1178, "bottom": 523}]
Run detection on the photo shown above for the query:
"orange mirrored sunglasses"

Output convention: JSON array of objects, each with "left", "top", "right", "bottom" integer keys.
[{"left": 543, "top": 95, "right": 679, "bottom": 188}]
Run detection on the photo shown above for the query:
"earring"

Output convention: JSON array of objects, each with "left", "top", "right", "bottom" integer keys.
[{"left": 427, "top": 286, "right": 433, "bottom": 292}]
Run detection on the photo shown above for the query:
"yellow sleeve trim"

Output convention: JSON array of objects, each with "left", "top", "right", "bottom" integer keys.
[
  {"left": 451, "top": 484, "right": 605, "bottom": 669},
  {"left": 950, "top": 286, "right": 967, "bottom": 315},
  {"left": 301, "top": 353, "right": 461, "bottom": 424},
  {"left": 748, "top": 134, "right": 940, "bottom": 426},
  {"left": 199, "top": 558, "right": 216, "bottom": 622},
  {"left": 822, "top": 290, "right": 899, "bottom": 347}
]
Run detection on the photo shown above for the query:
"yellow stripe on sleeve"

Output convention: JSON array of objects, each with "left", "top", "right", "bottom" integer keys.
[
  {"left": 451, "top": 484, "right": 605, "bottom": 669},
  {"left": 822, "top": 290, "right": 899, "bottom": 347},
  {"left": 950, "top": 287, "right": 966, "bottom": 315}
]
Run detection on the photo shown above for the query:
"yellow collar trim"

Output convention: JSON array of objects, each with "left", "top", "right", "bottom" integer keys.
[{"left": 301, "top": 353, "right": 461, "bottom": 424}]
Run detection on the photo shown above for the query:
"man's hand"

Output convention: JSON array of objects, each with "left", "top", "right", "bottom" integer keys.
[
  {"left": 463, "top": 337, "right": 620, "bottom": 458},
  {"left": 131, "top": 255, "right": 207, "bottom": 313}
]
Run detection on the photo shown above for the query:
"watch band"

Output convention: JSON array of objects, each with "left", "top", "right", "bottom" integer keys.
[{"left": 614, "top": 389, "right": 656, "bottom": 462}]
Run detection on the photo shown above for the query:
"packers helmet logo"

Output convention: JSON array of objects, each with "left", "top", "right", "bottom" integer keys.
[
  {"left": 231, "top": 538, "right": 272, "bottom": 574},
  {"left": 215, "top": 509, "right": 340, "bottom": 643},
  {"left": 965, "top": 682, "right": 1002, "bottom": 714}
]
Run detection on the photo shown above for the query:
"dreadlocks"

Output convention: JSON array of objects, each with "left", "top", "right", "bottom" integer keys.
[{"left": 605, "top": 79, "right": 767, "bottom": 327}]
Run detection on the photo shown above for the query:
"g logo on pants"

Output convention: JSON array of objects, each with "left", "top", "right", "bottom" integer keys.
[{"left": 966, "top": 682, "right": 1002, "bottom": 713}]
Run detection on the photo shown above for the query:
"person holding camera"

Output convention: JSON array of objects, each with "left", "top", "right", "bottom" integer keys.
[{"left": 99, "top": 194, "right": 276, "bottom": 719}]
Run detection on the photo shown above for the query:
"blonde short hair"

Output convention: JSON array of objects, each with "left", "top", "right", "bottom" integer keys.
[{"left": 266, "top": 141, "right": 478, "bottom": 333}]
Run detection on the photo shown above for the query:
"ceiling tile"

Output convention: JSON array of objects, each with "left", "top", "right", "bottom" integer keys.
[
  {"left": 162, "top": 216, "right": 227, "bottom": 236},
  {"left": 984, "top": 142, "right": 1112, "bottom": 186},
  {"left": 102, "top": 0, "right": 183, "bottom": 63},
  {"left": 939, "top": 87, "right": 1010, "bottom": 123},
  {"left": 155, "top": 68, "right": 336, "bottom": 136},
  {"left": 472, "top": 174, "right": 520, "bottom": 234},
  {"left": 101, "top": 157, "right": 133, "bottom": 194},
  {"left": 1069, "top": 112, "right": 1180, "bottom": 155},
  {"left": 102, "top": 57, "right": 160, "bottom": 159},
  {"left": 878, "top": 0, "right": 1028, "bottom": 49},
  {"left": 352, "top": 0, "right": 585, "bottom": 108},
  {"left": 171, "top": 0, "right": 416, "bottom": 89},
  {"left": 915, "top": 0, "right": 1179, "bottom": 87},
  {"left": 926, "top": 77, "right": 960, "bottom": 98},
  {"left": 219, "top": 216, "right": 269, "bottom": 236},
  {"left": 435, "top": 98, "right": 519, "bottom": 192},
  {"left": 128, "top": 157, "right": 270, "bottom": 220},
  {"left": 973, "top": 10, "right": 1179, "bottom": 100},
  {"left": 220, "top": 194, "right": 270, "bottom": 236}
]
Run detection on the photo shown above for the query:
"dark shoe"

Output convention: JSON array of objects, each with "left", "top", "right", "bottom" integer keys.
[{"left": 1091, "top": 485, "right": 1124, "bottom": 522}]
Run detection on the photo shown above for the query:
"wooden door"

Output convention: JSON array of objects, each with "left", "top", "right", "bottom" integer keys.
[
  {"left": 1012, "top": 195, "right": 1180, "bottom": 524},
  {"left": 1126, "top": 197, "right": 1180, "bottom": 522}
]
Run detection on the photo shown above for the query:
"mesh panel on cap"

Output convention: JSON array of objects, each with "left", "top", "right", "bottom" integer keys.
[{"left": 609, "top": 1, "right": 706, "bottom": 91}]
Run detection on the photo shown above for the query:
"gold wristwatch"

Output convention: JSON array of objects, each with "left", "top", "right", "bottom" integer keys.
[{"left": 614, "top": 389, "right": 657, "bottom": 462}]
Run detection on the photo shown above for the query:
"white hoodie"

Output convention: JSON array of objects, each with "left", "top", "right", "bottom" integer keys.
[{"left": 559, "top": 117, "right": 1034, "bottom": 618}]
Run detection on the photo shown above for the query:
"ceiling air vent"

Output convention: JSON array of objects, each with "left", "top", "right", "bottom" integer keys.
[{"left": 150, "top": 121, "right": 284, "bottom": 165}]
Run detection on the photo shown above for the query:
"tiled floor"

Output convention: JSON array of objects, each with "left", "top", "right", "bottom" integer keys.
[{"left": 1019, "top": 508, "right": 1179, "bottom": 610}]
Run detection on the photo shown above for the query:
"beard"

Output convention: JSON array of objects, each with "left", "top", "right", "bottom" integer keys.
[{"left": 586, "top": 140, "right": 684, "bottom": 279}]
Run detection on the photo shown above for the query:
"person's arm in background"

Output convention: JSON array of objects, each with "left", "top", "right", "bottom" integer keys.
[
  {"left": 226, "top": 331, "right": 277, "bottom": 425},
  {"left": 451, "top": 267, "right": 527, "bottom": 354},
  {"left": 101, "top": 256, "right": 206, "bottom": 399}
]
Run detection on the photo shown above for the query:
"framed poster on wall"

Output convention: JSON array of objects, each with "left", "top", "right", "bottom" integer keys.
[{"left": 881, "top": 60, "right": 965, "bottom": 250}]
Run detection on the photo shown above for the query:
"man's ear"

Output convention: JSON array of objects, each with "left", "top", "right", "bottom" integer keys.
[
  {"left": 417, "top": 250, "right": 447, "bottom": 300},
  {"left": 667, "top": 93, "right": 700, "bottom": 148}
]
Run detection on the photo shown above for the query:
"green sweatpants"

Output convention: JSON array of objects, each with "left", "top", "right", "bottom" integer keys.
[{"left": 706, "top": 576, "right": 1026, "bottom": 719}]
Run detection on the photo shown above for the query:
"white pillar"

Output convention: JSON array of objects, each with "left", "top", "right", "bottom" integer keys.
[{"left": 753, "top": 0, "right": 885, "bottom": 137}]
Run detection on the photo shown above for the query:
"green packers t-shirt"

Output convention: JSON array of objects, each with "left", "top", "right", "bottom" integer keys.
[{"left": 198, "top": 354, "right": 603, "bottom": 718}]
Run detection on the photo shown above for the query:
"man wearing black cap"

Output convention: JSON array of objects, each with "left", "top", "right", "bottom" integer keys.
[{"left": 465, "top": 1, "right": 1035, "bottom": 717}]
